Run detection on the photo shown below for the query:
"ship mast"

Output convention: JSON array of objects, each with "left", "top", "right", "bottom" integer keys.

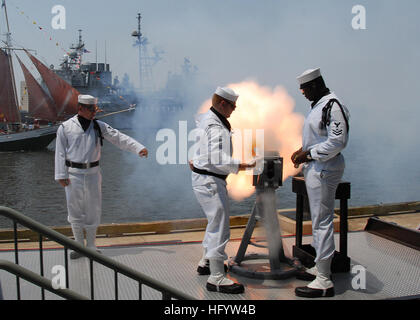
[
  {"left": 2, "top": 0, "right": 12, "bottom": 48},
  {"left": 132, "top": 12, "right": 156, "bottom": 94},
  {"left": 78, "top": 29, "right": 82, "bottom": 47},
  {"left": 1, "top": 0, "right": 21, "bottom": 123},
  {"left": 133, "top": 13, "right": 143, "bottom": 92},
  {"left": 67, "top": 29, "right": 85, "bottom": 70}
]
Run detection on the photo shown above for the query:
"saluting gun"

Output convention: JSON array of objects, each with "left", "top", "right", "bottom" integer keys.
[
  {"left": 253, "top": 151, "right": 283, "bottom": 189},
  {"left": 230, "top": 151, "right": 302, "bottom": 279}
]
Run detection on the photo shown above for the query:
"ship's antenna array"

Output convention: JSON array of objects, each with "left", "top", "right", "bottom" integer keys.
[
  {"left": 131, "top": 12, "right": 160, "bottom": 94},
  {"left": 63, "top": 29, "right": 85, "bottom": 71}
]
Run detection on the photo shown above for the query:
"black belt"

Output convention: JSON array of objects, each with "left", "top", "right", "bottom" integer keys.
[
  {"left": 65, "top": 160, "right": 99, "bottom": 169},
  {"left": 312, "top": 152, "right": 341, "bottom": 159},
  {"left": 192, "top": 166, "right": 228, "bottom": 181}
]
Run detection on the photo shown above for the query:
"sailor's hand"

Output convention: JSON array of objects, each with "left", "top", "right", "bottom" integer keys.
[
  {"left": 188, "top": 160, "right": 194, "bottom": 171},
  {"left": 139, "top": 148, "right": 148, "bottom": 158},
  {"left": 291, "top": 147, "right": 302, "bottom": 164},
  {"left": 293, "top": 150, "right": 311, "bottom": 166},
  {"left": 58, "top": 179, "right": 70, "bottom": 187},
  {"left": 238, "top": 160, "right": 257, "bottom": 171},
  {"left": 247, "top": 160, "right": 257, "bottom": 168}
]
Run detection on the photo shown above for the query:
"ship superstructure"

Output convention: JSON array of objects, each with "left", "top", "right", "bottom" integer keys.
[
  {"left": 53, "top": 30, "right": 113, "bottom": 98},
  {"left": 50, "top": 30, "right": 137, "bottom": 128}
]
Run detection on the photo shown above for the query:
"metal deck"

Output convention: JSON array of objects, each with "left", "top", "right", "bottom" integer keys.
[{"left": 1, "top": 231, "right": 419, "bottom": 300}]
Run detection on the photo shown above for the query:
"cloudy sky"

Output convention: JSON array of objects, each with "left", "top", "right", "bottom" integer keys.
[
  {"left": 2, "top": 0, "right": 419, "bottom": 113},
  {"left": 2, "top": 0, "right": 420, "bottom": 205}
]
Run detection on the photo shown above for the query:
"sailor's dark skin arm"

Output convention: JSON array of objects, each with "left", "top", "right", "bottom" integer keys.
[{"left": 291, "top": 147, "right": 302, "bottom": 163}]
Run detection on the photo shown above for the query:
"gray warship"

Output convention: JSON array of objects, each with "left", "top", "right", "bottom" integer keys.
[
  {"left": 50, "top": 14, "right": 188, "bottom": 131},
  {"left": 51, "top": 30, "right": 137, "bottom": 129}
]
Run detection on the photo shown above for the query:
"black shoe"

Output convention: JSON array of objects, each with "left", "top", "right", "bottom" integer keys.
[
  {"left": 197, "top": 265, "right": 210, "bottom": 275},
  {"left": 206, "top": 282, "right": 245, "bottom": 294},
  {"left": 295, "top": 286, "right": 335, "bottom": 298},
  {"left": 70, "top": 251, "right": 83, "bottom": 260},
  {"left": 296, "top": 271, "right": 316, "bottom": 281},
  {"left": 197, "top": 264, "right": 228, "bottom": 275}
]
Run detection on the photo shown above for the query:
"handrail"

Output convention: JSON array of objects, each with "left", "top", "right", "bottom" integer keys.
[
  {"left": 0, "top": 206, "right": 195, "bottom": 300},
  {"left": 0, "top": 259, "right": 89, "bottom": 300}
]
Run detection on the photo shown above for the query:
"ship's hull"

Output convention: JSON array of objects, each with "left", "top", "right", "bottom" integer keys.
[{"left": 0, "top": 125, "right": 58, "bottom": 152}]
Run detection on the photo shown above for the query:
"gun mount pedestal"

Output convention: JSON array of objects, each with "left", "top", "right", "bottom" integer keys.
[{"left": 229, "top": 152, "right": 302, "bottom": 279}]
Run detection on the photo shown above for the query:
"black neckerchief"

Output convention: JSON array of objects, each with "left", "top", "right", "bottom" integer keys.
[
  {"left": 77, "top": 115, "right": 91, "bottom": 132},
  {"left": 93, "top": 119, "right": 104, "bottom": 146},
  {"left": 77, "top": 115, "right": 103, "bottom": 146},
  {"left": 311, "top": 88, "right": 331, "bottom": 108},
  {"left": 210, "top": 106, "right": 231, "bottom": 132}
]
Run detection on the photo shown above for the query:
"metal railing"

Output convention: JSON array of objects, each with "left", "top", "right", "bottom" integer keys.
[
  {"left": 0, "top": 259, "right": 88, "bottom": 300},
  {"left": 0, "top": 206, "right": 195, "bottom": 300}
]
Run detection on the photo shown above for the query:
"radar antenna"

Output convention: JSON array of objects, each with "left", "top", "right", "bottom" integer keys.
[{"left": 131, "top": 13, "right": 161, "bottom": 93}]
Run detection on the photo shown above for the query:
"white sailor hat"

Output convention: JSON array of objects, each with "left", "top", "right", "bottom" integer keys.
[
  {"left": 297, "top": 68, "right": 322, "bottom": 88},
  {"left": 215, "top": 86, "right": 239, "bottom": 103},
  {"left": 78, "top": 94, "right": 98, "bottom": 105}
]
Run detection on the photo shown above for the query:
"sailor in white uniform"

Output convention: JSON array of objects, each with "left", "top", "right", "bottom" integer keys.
[
  {"left": 291, "top": 68, "right": 350, "bottom": 298},
  {"left": 190, "top": 87, "right": 255, "bottom": 294},
  {"left": 55, "top": 95, "right": 148, "bottom": 259}
]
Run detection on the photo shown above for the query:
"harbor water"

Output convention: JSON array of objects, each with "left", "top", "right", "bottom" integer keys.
[{"left": 0, "top": 117, "right": 419, "bottom": 229}]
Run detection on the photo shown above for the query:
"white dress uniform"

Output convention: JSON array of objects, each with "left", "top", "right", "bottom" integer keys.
[
  {"left": 55, "top": 115, "right": 145, "bottom": 248},
  {"left": 192, "top": 108, "right": 240, "bottom": 261},
  {"left": 302, "top": 91, "right": 350, "bottom": 263}
]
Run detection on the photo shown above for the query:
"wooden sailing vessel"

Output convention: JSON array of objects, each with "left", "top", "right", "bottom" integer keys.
[{"left": 0, "top": 0, "right": 79, "bottom": 152}]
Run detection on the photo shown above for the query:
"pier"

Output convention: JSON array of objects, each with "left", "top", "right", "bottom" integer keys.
[{"left": 0, "top": 202, "right": 419, "bottom": 300}]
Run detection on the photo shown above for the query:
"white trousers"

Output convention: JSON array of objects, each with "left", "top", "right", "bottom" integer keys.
[
  {"left": 193, "top": 178, "right": 230, "bottom": 261},
  {"left": 304, "top": 162, "right": 344, "bottom": 263},
  {"left": 65, "top": 171, "right": 102, "bottom": 232}
]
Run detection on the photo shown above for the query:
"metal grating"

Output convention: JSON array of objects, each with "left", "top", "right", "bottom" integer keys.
[{"left": 0, "top": 232, "right": 419, "bottom": 300}]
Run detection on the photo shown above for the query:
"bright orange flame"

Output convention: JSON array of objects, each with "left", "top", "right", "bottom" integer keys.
[{"left": 198, "top": 81, "right": 304, "bottom": 200}]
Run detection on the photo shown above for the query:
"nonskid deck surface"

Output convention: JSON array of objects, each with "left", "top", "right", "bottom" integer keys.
[{"left": 0, "top": 232, "right": 419, "bottom": 300}]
